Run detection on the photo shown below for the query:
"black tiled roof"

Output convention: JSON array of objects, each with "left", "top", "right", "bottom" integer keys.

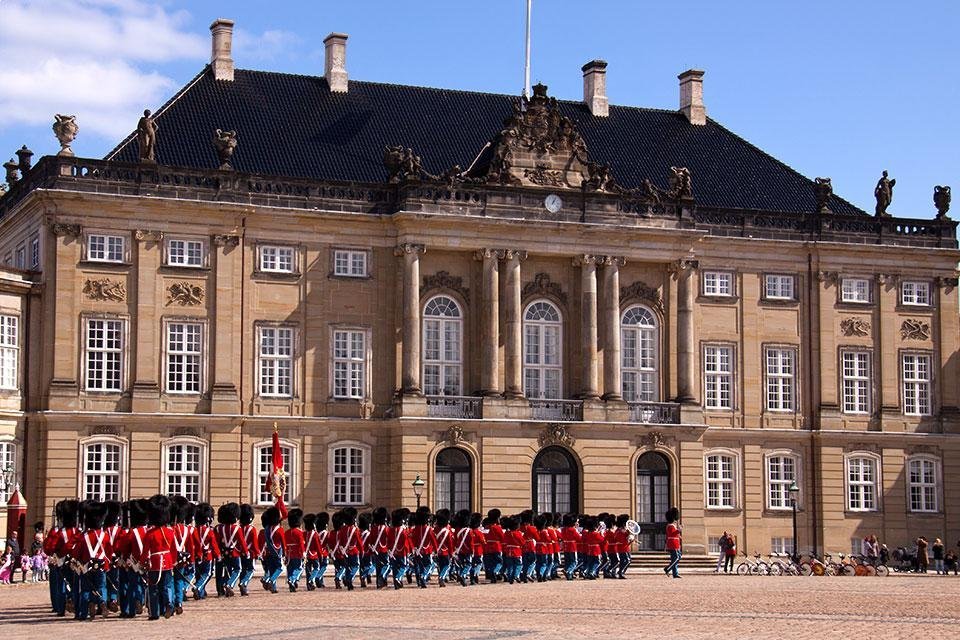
[{"left": 107, "top": 67, "right": 863, "bottom": 215}]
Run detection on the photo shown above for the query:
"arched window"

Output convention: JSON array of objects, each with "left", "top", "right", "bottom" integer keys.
[
  {"left": 434, "top": 447, "right": 472, "bottom": 512},
  {"left": 704, "top": 449, "right": 739, "bottom": 510},
  {"left": 845, "top": 452, "right": 880, "bottom": 512},
  {"left": 635, "top": 451, "right": 671, "bottom": 550},
  {"left": 907, "top": 455, "right": 939, "bottom": 513},
  {"left": 80, "top": 436, "right": 127, "bottom": 502},
  {"left": 328, "top": 441, "right": 371, "bottom": 507},
  {"left": 765, "top": 451, "right": 801, "bottom": 510},
  {"left": 254, "top": 439, "right": 299, "bottom": 506},
  {"left": 621, "top": 305, "right": 658, "bottom": 402},
  {"left": 524, "top": 301, "right": 562, "bottom": 399},
  {"left": 0, "top": 440, "right": 16, "bottom": 504},
  {"left": 423, "top": 296, "right": 462, "bottom": 396},
  {"left": 532, "top": 446, "right": 578, "bottom": 513},
  {"left": 162, "top": 437, "right": 207, "bottom": 503}
]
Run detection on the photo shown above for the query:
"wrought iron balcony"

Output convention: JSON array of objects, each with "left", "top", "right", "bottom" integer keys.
[
  {"left": 529, "top": 399, "right": 583, "bottom": 422},
  {"left": 628, "top": 402, "right": 681, "bottom": 424},
  {"left": 425, "top": 395, "right": 482, "bottom": 419}
]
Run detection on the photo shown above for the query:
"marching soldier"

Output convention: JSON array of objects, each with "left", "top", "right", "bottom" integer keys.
[
  {"left": 433, "top": 509, "right": 453, "bottom": 587},
  {"left": 238, "top": 503, "right": 259, "bottom": 596},
  {"left": 302, "top": 513, "right": 322, "bottom": 591},
  {"left": 482, "top": 509, "right": 504, "bottom": 583},
  {"left": 258, "top": 506, "right": 285, "bottom": 593},
  {"left": 70, "top": 501, "right": 112, "bottom": 620},
  {"left": 386, "top": 508, "right": 411, "bottom": 589},
  {"left": 192, "top": 503, "right": 220, "bottom": 599},
  {"left": 118, "top": 499, "right": 149, "bottom": 618},
  {"left": 284, "top": 508, "right": 306, "bottom": 591},
  {"left": 409, "top": 509, "right": 437, "bottom": 588},
  {"left": 314, "top": 512, "right": 330, "bottom": 589},
  {"left": 141, "top": 495, "right": 176, "bottom": 620},
  {"left": 215, "top": 502, "right": 247, "bottom": 597},
  {"left": 171, "top": 497, "right": 196, "bottom": 612},
  {"left": 337, "top": 508, "right": 363, "bottom": 591},
  {"left": 366, "top": 507, "right": 390, "bottom": 589}
]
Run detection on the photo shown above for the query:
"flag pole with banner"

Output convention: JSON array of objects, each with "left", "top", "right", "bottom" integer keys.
[{"left": 266, "top": 422, "right": 288, "bottom": 519}]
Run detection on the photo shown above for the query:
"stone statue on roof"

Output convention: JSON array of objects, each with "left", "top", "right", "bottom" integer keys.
[
  {"left": 934, "top": 185, "right": 951, "bottom": 220},
  {"left": 874, "top": 170, "right": 895, "bottom": 217},
  {"left": 213, "top": 129, "right": 238, "bottom": 170},
  {"left": 52, "top": 114, "right": 79, "bottom": 157},
  {"left": 137, "top": 109, "right": 158, "bottom": 163},
  {"left": 814, "top": 177, "right": 833, "bottom": 213},
  {"left": 669, "top": 166, "right": 693, "bottom": 200}
]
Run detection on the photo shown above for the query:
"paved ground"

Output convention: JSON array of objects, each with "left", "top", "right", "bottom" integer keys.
[{"left": 1, "top": 573, "right": 958, "bottom": 639}]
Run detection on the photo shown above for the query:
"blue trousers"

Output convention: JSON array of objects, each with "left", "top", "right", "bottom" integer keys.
[
  {"left": 535, "top": 553, "right": 548, "bottom": 579},
  {"left": 194, "top": 559, "right": 213, "bottom": 598},
  {"left": 106, "top": 566, "right": 120, "bottom": 603},
  {"left": 221, "top": 556, "right": 241, "bottom": 588},
  {"left": 582, "top": 554, "right": 600, "bottom": 579},
  {"left": 666, "top": 549, "right": 681, "bottom": 577},
  {"left": 262, "top": 554, "right": 284, "bottom": 585},
  {"left": 239, "top": 557, "right": 255, "bottom": 587},
  {"left": 50, "top": 566, "right": 68, "bottom": 615},
  {"left": 305, "top": 558, "right": 320, "bottom": 584},
  {"left": 390, "top": 555, "right": 408, "bottom": 583},
  {"left": 373, "top": 552, "right": 389, "bottom": 586},
  {"left": 341, "top": 555, "right": 359, "bottom": 586},
  {"left": 483, "top": 552, "right": 503, "bottom": 581},
  {"left": 121, "top": 568, "right": 144, "bottom": 616},
  {"left": 412, "top": 554, "right": 431, "bottom": 586},
  {"left": 564, "top": 552, "right": 578, "bottom": 579},
  {"left": 503, "top": 556, "right": 521, "bottom": 583},
  {"left": 75, "top": 569, "right": 105, "bottom": 620},
  {"left": 360, "top": 553, "right": 373, "bottom": 580},
  {"left": 521, "top": 551, "right": 537, "bottom": 580},
  {"left": 316, "top": 556, "right": 329, "bottom": 586},
  {"left": 472, "top": 554, "right": 483, "bottom": 580},
  {"left": 173, "top": 564, "right": 194, "bottom": 605},
  {"left": 618, "top": 551, "right": 631, "bottom": 577},
  {"left": 436, "top": 555, "right": 451, "bottom": 582},
  {"left": 146, "top": 570, "right": 173, "bottom": 619},
  {"left": 287, "top": 557, "right": 304, "bottom": 586}
]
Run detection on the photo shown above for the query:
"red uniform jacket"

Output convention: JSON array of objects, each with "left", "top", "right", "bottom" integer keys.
[
  {"left": 172, "top": 523, "right": 196, "bottom": 564},
  {"left": 484, "top": 523, "right": 504, "bottom": 554},
  {"left": 259, "top": 526, "right": 286, "bottom": 560},
  {"left": 304, "top": 530, "right": 323, "bottom": 561},
  {"left": 560, "top": 526, "right": 582, "bottom": 554},
  {"left": 105, "top": 525, "right": 123, "bottom": 560},
  {"left": 471, "top": 528, "right": 486, "bottom": 556},
  {"left": 409, "top": 524, "right": 438, "bottom": 555},
  {"left": 665, "top": 523, "right": 682, "bottom": 551},
  {"left": 72, "top": 528, "right": 113, "bottom": 570},
  {"left": 503, "top": 530, "right": 524, "bottom": 558},
  {"left": 141, "top": 526, "right": 176, "bottom": 572},
  {"left": 324, "top": 528, "right": 341, "bottom": 558},
  {"left": 366, "top": 524, "right": 389, "bottom": 554},
  {"left": 285, "top": 527, "right": 306, "bottom": 559},
  {"left": 546, "top": 527, "right": 560, "bottom": 555},
  {"left": 337, "top": 525, "right": 363, "bottom": 557},
  {"left": 122, "top": 526, "right": 148, "bottom": 567},
  {"left": 42, "top": 527, "right": 61, "bottom": 556},
  {"left": 522, "top": 525, "right": 539, "bottom": 554},
  {"left": 242, "top": 524, "right": 260, "bottom": 559},
  {"left": 195, "top": 525, "right": 221, "bottom": 561},
  {"left": 53, "top": 527, "right": 79, "bottom": 560},
  {"left": 604, "top": 529, "right": 618, "bottom": 554},
  {"left": 216, "top": 523, "right": 249, "bottom": 559},
  {"left": 316, "top": 530, "right": 330, "bottom": 558},
  {"left": 453, "top": 527, "right": 473, "bottom": 557},
  {"left": 434, "top": 525, "right": 454, "bottom": 556},
  {"left": 385, "top": 526, "right": 411, "bottom": 558},
  {"left": 582, "top": 531, "right": 604, "bottom": 557}
]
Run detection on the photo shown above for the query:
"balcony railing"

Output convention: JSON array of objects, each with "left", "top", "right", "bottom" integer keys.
[
  {"left": 426, "top": 395, "right": 482, "bottom": 419},
  {"left": 529, "top": 399, "right": 583, "bottom": 422},
  {"left": 628, "top": 402, "right": 681, "bottom": 424}
]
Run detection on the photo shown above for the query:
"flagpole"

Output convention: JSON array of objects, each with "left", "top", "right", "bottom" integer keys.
[{"left": 523, "top": 0, "right": 532, "bottom": 99}]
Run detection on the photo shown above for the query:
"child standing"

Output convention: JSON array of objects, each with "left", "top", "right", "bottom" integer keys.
[{"left": 32, "top": 549, "right": 47, "bottom": 581}]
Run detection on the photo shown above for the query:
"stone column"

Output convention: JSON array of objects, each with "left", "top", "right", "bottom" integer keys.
[
  {"left": 131, "top": 229, "right": 163, "bottom": 412},
  {"left": 210, "top": 234, "right": 241, "bottom": 412},
  {"left": 475, "top": 249, "right": 501, "bottom": 395},
  {"left": 575, "top": 254, "right": 600, "bottom": 399},
  {"left": 502, "top": 249, "right": 527, "bottom": 398},
  {"left": 395, "top": 243, "right": 425, "bottom": 395},
  {"left": 601, "top": 256, "right": 625, "bottom": 400},
  {"left": 676, "top": 259, "right": 698, "bottom": 403}
]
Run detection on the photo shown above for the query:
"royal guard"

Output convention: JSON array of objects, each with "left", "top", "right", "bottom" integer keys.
[
  {"left": 171, "top": 497, "right": 196, "bottom": 612},
  {"left": 533, "top": 514, "right": 549, "bottom": 581},
  {"left": 602, "top": 513, "right": 617, "bottom": 578},
  {"left": 238, "top": 504, "right": 259, "bottom": 596},
  {"left": 560, "top": 513, "right": 582, "bottom": 580},
  {"left": 258, "top": 506, "right": 285, "bottom": 593},
  {"left": 550, "top": 513, "right": 562, "bottom": 579},
  {"left": 192, "top": 503, "right": 220, "bottom": 599},
  {"left": 519, "top": 510, "right": 538, "bottom": 583},
  {"left": 409, "top": 509, "right": 437, "bottom": 588},
  {"left": 469, "top": 512, "right": 485, "bottom": 585},
  {"left": 326, "top": 511, "right": 343, "bottom": 588},
  {"left": 614, "top": 513, "right": 632, "bottom": 579},
  {"left": 314, "top": 512, "right": 330, "bottom": 589},
  {"left": 357, "top": 513, "right": 373, "bottom": 588},
  {"left": 103, "top": 501, "right": 123, "bottom": 611},
  {"left": 70, "top": 501, "right": 112, "bottom": 620},
  {"left": 284, "top": 508, "right": 306, "bottom": 591},
  {"left": 43, "top": 501, "right": 64, "bottom": 614},
  {"left": 385, "top": 508, "right": 411, "bottom": 589},
  {"left": 119, "top": 499, "right": 149, "bottom": 618},
  {"left": 433, "top": 509, "right": 453, "bottom": 587},
  {"left": 50, "top": 499, "right": 80, "bottom": 616},
  {"left": 337, "top": 508, "right": 363, "bottom": 591},
  {"left": 501, "top": 516, "right": 523, "bottom": 584},
  {"left": 581, "top": 517, "right": 604, "bottom": 579},
  {"left": 215, "top": 502, "right": 247, "bottom": 597},
  {"left": 141, "top": 495, "right": 176, "bottom": 620},
  {"left": 302, "top": 513, "right": 322, "bottom": 591},
  {"left": 366, "top": 507, "right": 390, "bottom": 589},
  {"left": 482, "top": 509, "right": 504, "bottom": 583}
]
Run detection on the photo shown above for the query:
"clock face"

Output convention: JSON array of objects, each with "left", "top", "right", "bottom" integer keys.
[{"left": 544, "top": 194, "right": 563, "bottom": 213}]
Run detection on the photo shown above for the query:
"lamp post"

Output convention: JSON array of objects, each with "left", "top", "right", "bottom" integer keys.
[
  {"left": 412, "top": 474, "right": 425, "bottom": 509},
  {"left": 788, "top": 479, "right": 800, "bottom": 560},
  {"left": 0, "top": 465, "right": 14, "bottom": 500}
]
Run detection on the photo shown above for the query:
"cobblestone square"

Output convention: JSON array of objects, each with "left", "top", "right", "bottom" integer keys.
[{"left": 1, "top": 574, "right": 957, "bottom": 639}]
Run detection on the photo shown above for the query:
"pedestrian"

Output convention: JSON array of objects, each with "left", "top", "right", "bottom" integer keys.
[
  {"left": 0, "top": 551, "right": 12, "bottom": 584},
  {"left": 932, "top": 538, "right": 945, "bottom": 575},
  {"left": 5, "top": 531, "right": 20, "bottom": 575},
  {"left": 724, "top": 533, "right": 737, "bottom": 573},
  {"left": 916, "top": 536, "right": 929, "bottom": 573},
  {"left": 944, "top": 549, "right": 958, "bottom": 576},
  {"left": 663, "top": 507, "right": 682, "bottom": 579},
  {"left": 19, "top": 550, "right": 30, "bottom": 582},
  {"left": 879, "top": 543, "right": 890, "bottom": 566}
]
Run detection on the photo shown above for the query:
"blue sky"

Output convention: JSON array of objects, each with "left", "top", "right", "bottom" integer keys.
[{"left": 1, "top": 0, "right": 956, "bottom": 219}]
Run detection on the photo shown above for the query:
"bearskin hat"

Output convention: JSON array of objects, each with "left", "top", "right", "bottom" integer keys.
[
  {"left": 358, "top": 513, "right": 370, "bottom": 531},
  {"left": 341, "top": 507, "right": 357, "bottom": 525},
  {"left": 434, "top": 510, "right": 450, "bottom": 528},
  {"left": 287, "top": 508, "right": 304, "bottom": 528},
  {"left": 60, "top": 499, "right": 80, "bottom": 528},
  {"left": 450, "top": 511, "right": 466, "bottom": 529},
  {"left": 603, "top": 513, "right": 616, "bottom": 529},
  {"left": 195, "top": 502, "right": 214, "bottom": 526},
  {"left": 502, "top": 516, "right": 518, "bottom": 531},
  {"left": 221, "top": 502, "right": 241, "bottom": 525},
  {"left": 412, "top": 509, "right": 430, "bottom": 527},
  {"left": 390, "top": 508, "right": 407, "bottom": 528},
  {"left": 520, "top": 509, "right": 533, "bottom": 525},
  {"left": 582, "top": 516, "right": 597, "bottom": 532},
  {"left": 102, "top": 500, "right": 121, "bottom": 527},
  {"left": 128, "top": 499, "right": 149, "bottom": 527},
  {"left": 171, "top": 496, "right": 189, "bottom": 524},
  {"left": 616, "top": 513, "right": 629, "bottom": 528},
  {"left": 469, "top": 512, "right": 483, "bottom": 529},
  {"left": 302, "top": 513, "right": 317, "bottom": 532},
  {"left": 562, "top": 513, "right": 576, "bottom": 528},
  {"left": 147, "top": 494, "right": 172, "bottom": 527},
  {"left": 533, "top": 513, "right": 547, "bottom": 529},
  {"left": 486, "top": 508, "right": 501, "bottom": 523},
  {"left": 372, "top": 507, "right": 388, "bottom": 525},
  {"left": 239, "top": 503, "right": 255, "bottom": 526},
  {"left": 316, "top": 511, "right": 330, "bottom": 530},
  {"left": 261, "top": 506, "right": 281, "bottom": 529},
  {"left": 665, "top": 507, "right": 680, "bottom": 523}
]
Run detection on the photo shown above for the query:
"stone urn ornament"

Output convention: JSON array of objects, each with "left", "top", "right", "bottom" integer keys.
[
  {"left": 213, "top": 129, "right": 238, "bottom": 170},
  {"left": 52, "top": 114, "right": 79, "bottom": 157},
  {"left": 934, "top": 185, "right": 951, "bottom": 220}
]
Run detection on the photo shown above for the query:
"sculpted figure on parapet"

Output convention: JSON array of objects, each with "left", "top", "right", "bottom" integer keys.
[
  {"left": 874, "top": 170, "right": 895, "bottom": 217},
  {"left": 137, "top": 109, "right": 158, "bottom": 163}
]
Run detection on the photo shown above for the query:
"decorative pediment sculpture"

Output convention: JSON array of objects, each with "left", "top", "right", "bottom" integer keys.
[
  {"left": 83, "top": 278, "right": 126, "bottom": 302},
  {"left": 840, "top": 317, "right": 871, "bottom": 337},
  {"left": 620, "top": 280, "right": 663, "bottom": 314},
  {"left": 522, "top": 273, "right": 567, "bottom": 305},
  {"left": 421, "top": 270, "right": 470, "bottom": 303},
  {"left": 167, "top": 281, "right": 204, "bottom": 306},
  {"left": 539, "top": 423, "right": 574, "bottom": 448},
  {"left": 934, "top": 185, "right": 951, "bottom": 220},
  {"left": 814, "top": 177, "right": 833, "bottom": 213},
  {"left": 901, "top": 319, "right": 930, "bottom": 341}
]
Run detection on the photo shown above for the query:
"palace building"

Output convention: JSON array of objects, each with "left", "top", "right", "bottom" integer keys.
[{"left": 1, "top": 19, "right": 958, "bottom": 555}]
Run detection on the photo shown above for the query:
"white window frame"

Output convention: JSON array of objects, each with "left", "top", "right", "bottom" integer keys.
[
  {"left": 332, "top": 248, "right": 369, "bottom": 278},
  {"left": 86, "top": 233, "right": 126, "bottom": 263},
  {"left": 327, "top": 441, "right": 371, "bottom": 507},
  {"left": 165, "top": 238, "right": 206, "bottom": 268},
  {"left": 258, "top": 245, "right": 297, "bottom": 274},
  {"left": 770, "top": 537, "right": 794, "bottom": 555},
  {"left": 422, "top": 295, "right": 463, "bottom": 396},
  {"left": 330, "top": 327, "right": 370, "bottom": 400},
  {"left": 14, "top": 246, "right": 24, "bottom": 270},
  {"left": 164, "top": 320, "right": 204, "bottom": 394},
  {"left": 0, "top": 315, "right": 19, "bottom": 391},
  {"left": 621, "top": 305, "right": 659, "bottom": 402},
  {"left": 257, "top": 324, "right": 296, "bottom": 398},
  {"left": 900, "top": 280, "right": 931, "bottom": 307},
  {"left": 83, "top": 317, "right": 126, "bottom": 392},
  {"left": 253, "top": 438, "right": 299, "bottom": 506},
  {"left": 840, "top": 349, "right": 871, "bottom": 415},
  {"left": 702, "top": 344, "right": 734, "bottom": 410},
  {"left": 78, "top": 435, "right": 128, "bottom": 502},
  {"left": 845, "top": 452, "right": 880, "bottom": 512},
  {"left": 906, "top": 455, "right": 940, "bottom": 513},
  {"left": 161, "top": 437, "right": 207, "bottom": 503},
  {"left": 523, "top": 300, "right": 564, "bottom": 399},
  {"left": 901, "top": 352, "right": 932, "bottom": 416},
  {"left": 704, "top": 449, "right": 739, "bottom": 510},
  {"left": 840, "top": 277, "right": 871, "bottom": 303},
  {"left": 30, "top": 236, "right": 40, "bottom": 271},
  {"left": 702, "top": 271, "right": 733, "bottom": 297},
  {"left": 765, "top": 450, "right": 801, "bottom": 511},
  {"left": 764, "top": 274, "right": 795, "bottom": 300},
  {"left": 0, "top": 439, "right": 16, "bottom": 504},
  {"left": 764, "top": 346, "right": 796, "bottom": 412}
]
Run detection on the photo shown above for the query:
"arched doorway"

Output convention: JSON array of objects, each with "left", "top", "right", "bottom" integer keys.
[
  {"left": 434, "top": 447, "right": 472, "bottom": 512},
  {"left": 532, "top": 446, "right": 579, "bottom": 513},
  {"left": 635, "top": 451, "right": 671, "bottom": 551}
]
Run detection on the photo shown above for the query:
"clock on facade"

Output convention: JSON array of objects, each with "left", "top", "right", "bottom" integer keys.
[{"left": 544, "top": 194, "right": 563, "bottom": 213}]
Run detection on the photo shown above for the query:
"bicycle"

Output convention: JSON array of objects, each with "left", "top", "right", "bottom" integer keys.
[{"left": 735, "top": 552, "right": 771, "bottom": 576}]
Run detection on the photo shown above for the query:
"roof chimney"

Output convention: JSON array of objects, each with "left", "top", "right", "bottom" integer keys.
[
  {"left": 582, "top": 60, "right": 608, "bottom": 117},
  {"left": 324, "top": 32, "right": 349, "bottom": 93},
  {"left": 210, "top": 19, "right": 235, "bottom": 81},
  {"left": 678, "top": 69, "right": 705, "bottom": 125}
]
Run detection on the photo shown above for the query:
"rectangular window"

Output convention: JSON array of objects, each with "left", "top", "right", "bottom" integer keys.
[
  {"left": 259, "top": 245, "right": 295, "bottom": 273},
  {"left": 166, "top": 322, "right": 202, "bottom": 393},
  {"left": 83, "top": 442, "right": 122, "bottom": 501},
  {"left": 332, "top": 446, "right": 365, "bottom": 505},
  {"left": 87, "top": 234, "right": 125, "bottom": 263},
  {"left": 259, "top": 326, "right": 294, "bottom": 397},
  {"left": 85, "top": 319, "right": 124, "bottom": 391},
  {"left": 767, "top": 455, "right": 797, "bottom": 509},
  {"left": 14, "top": 246, "right": 24, "bottom": 270},
  {"left": 165, "top": 443, "right": 202, "bottom": 502},
  {"left": 908, "top": 458, "right": 938, "bottom": 512},
  {"left": 902, "top": 353, "right": 931, "bottom": 416},
  {"left": 0, "top": 442, "right": 15, "bottom": 503},
  {"left": 703, "top": 271, "right": 733, "bottom": 296},
  {"left": 847, "top": 456, "right": 877, "bottom": 511},
  {"left": 764, "top": 274, "right": 795, "bottom": 300},
  {"left": 705, "top": 453, "right": 735, "bottom": 508},
  {"left": 770, "top": 537, "right": 794, "bottom": 555},
  {"left": 257, "top": 445, "right": 293, "bottom": 505},
  {"left": 841, "top": 278, "right": 871, "bottom": 303},
  {"left": 333, "top": 249, "right": 368, "bottom": 278},
  {"left": 901, "top": 281, "right": 930, "bottom": 306},
  {"left": 765, "top": 348, "right": 795, "bottom": 412},
  {"left": 167, "top": 239, "right": 204, "bottom": 267},
  {"left": 707, "top": 536, "right": 721, "bottom": 555},
  {"left": 841, "top": 351, "right": 871, "bottom": 414},
  {"left": 30, "top": 236, "right": 39, "bottom": 270},
  {"left": 332, "top": 329, "right": 366, "bottom": 399},
  {"left": 703, "top": 345, "right": 733, "bottom": 409},
  {"left": 0, "top": 316, "right": 18, "bottom": 390}
]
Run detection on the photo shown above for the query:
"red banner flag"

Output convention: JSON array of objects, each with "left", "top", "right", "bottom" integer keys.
[{"left": 265, "top": 423, "right": 288, "bottom": 520}]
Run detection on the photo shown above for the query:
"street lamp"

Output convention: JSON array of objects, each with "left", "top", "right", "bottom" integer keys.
[
  {"left": 788, "top": 480, "right": 800, "bottom": 560},
  {"left": 1, "top": 465, "right": 14, "bottom": 502},
  {"left": 412, "top": 474, "right": 425, "bottom": 509}
]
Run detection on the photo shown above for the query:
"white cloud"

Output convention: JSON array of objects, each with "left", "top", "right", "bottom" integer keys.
[{"left": 233, "top": 28, "right": 304, "bottom": 62}]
